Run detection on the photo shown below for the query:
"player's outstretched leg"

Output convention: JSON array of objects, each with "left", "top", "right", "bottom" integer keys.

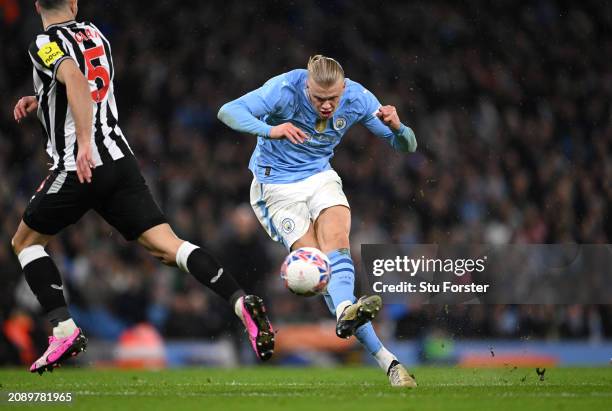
[
  {"left": 235, "top": 295, "right": 275, "bottom": 361},
  {"left": 325, "top": 249, "right": 381, "bottom": 338},
  {"left": 138, "top": 224, "right": 275, "bottom": 361},
  {"left": 11, "top": 222, "right": 87, "bottom": 374},
  {"left": 336, "top": 295, "right": 382, "bottom": 338},
  {"left": 324, "top": 248, "right": 416, "bottom": 387},
  {"left": 354, "top": 323, "right": 416, "bottom": 387},
  {"left": 175, "top": 242, "right": 275, "bottom": 361},
  {"left": 29, "top": 328, "right": 88, "bottom": 375}
]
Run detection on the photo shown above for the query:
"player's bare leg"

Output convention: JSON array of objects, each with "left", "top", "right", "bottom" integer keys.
[
  {"left": 12, "top": 220, "right": 51, "bottom": 254},
  {"left": 137, "top": 223, "right": 183, "bottom": 266},
  {"left": 290, "top": 223, "right": 319, "bottom": 251},
  {"left": 314, "top": 205, "right": 351, "bottom": 253},
  {"left": 12, "top": 221, "right": 87, "bottom": 374},
  {"left": 313, "top": 206, "right": 416, "bottom": 387},
  {"left": 138, "top": 223, "right": 275, "bottom": 360}
]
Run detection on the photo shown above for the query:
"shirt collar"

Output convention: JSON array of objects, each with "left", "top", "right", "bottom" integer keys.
[{"left": 46, "top": 20, "right": 76, "bottom": 30}]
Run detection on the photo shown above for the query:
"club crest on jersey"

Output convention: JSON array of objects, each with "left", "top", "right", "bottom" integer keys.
[
  {"left": 37, "top": 42, "right": 64, "bottom": 67},
  {"left": 334, "top": 117, "right": 347, "bottom": 131},
  {"left": 281, "top": 218, "right": 295, "bottom": 234}
]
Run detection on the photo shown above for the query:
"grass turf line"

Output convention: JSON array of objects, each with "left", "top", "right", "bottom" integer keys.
[{"left": 0, "top": 367, "right": 611, "bottom": 411}]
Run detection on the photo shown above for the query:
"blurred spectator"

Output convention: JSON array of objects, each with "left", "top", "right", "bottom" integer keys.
[{"left": 215, "top": 204, "right": 273, "bottom": 298}]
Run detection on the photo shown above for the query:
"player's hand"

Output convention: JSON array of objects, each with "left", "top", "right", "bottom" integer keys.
[
  {"left": 376, "top": 105, "right": 401, "bottom": 131},
  {"left": 76, "top": 142, "right": 95, "bottom": 184},
  {"left": 13, "top": 96, "right": 38, "bottom": 123},
  {"left": 269, "top": 122, "right": 308, "bottom": 144}
]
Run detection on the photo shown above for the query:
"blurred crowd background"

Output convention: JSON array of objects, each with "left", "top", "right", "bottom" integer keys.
[{"left": 1, "top": 0, "right": 611, "bottom": 366}]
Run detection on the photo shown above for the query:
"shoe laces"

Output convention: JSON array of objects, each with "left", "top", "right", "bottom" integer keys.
[{"left": 389, "top": 366, "right": 402, "bottom": 384}]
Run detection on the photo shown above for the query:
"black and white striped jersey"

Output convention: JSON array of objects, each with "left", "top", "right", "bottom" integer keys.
[{"left": 28, "top": 20, "right": 132, "bottom": 171}]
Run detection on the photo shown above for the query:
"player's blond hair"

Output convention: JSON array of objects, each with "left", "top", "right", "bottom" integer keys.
[{"left": 307, "top": 55, "right": 344, "bottom": 87}]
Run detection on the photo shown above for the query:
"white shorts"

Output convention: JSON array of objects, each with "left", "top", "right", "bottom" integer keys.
[{"left": 250, "top": 170, "right": 350, "bottom": 250}]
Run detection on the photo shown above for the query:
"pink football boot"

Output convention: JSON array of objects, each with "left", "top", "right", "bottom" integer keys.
[
  {"left": 30, "top": 328, "right": 87, "bottom": 375},
  {"left": 240, "top": 295, "right": 275, "bottom": 361}
]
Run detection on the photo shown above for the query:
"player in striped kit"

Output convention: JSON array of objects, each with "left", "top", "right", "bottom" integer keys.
[
  {"left": 218, "top": 55, "right": 418, "bottom": 387},
  {"left": 12, "top": 0, "right": 274, "bottom": 374}
]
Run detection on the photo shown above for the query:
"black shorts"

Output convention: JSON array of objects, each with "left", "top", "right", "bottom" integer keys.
[{"left": 23, "top": 155, "right": 167, "bottom": 241}]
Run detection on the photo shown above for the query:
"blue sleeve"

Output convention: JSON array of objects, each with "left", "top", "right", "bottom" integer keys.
[
  {"left": 217, "top": 74, "right": 293, "bottom": 137},
  {"left": 358, "top": 89, "right": 417, "bottom": 153}
]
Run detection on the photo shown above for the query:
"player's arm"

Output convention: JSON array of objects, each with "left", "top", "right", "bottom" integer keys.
[
  {"left": 27, "top": 36, "right": 95, "bottom": 181},
  {"left": 359, "top": 90, "right": 417, "bottom": 153},
  {"left": 13, "top": 96, "right": 38, "bottom": 123},
  {"left": 217, "top": 76, "right": 307, "bottom": 144},
  {"left": 21, "top": 36, "right": 69, "bottom": 123},
  {"left": 56, "top": 59, "right": 95, "bottom": 183}
]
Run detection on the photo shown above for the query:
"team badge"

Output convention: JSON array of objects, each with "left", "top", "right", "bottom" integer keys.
[
  {"left": 281, "top": 218, "right": 295, "bottom": 234},
  {"left": 334, "top": 117, "right": 347, "bottom": 130},
  {"left": 37, "top": 42, "right": 64, "bottom": 67}
]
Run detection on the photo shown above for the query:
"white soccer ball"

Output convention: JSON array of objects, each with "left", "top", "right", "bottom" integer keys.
[{"left": 280, "top": 247, "right": 331, "bottom": 296}]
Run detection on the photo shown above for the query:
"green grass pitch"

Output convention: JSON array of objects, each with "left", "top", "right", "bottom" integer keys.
[{"left": 1, "top": 367, "right": 611, "bottom": 410}]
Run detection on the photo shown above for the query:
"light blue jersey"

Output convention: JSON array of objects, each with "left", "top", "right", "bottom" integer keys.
[{"left": 218, "top": 69, "right": 417, "bottom": 184}]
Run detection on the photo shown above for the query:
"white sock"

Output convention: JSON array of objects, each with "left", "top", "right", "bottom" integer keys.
[
  {"left": 374, "top": 346, "right": 397, "bottom": 372},
  {"left": 53, "top": 318, "right": 78, "bottom": 339},
  {"left": 234, "top": 296, "right": 244, "bottom": 321},
  {"left": 17, "top": 244, "right": 47, "bottom": 268},
  {"left": 175, "top": 241, "right": 199, "bottom": 273},
  {"left": 335, "top": 300, "right": 352, "bottom": 321}
]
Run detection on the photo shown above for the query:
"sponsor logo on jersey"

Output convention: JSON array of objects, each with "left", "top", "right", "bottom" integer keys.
[
  {"left": 37, "top": 42, "right": 64, "bottom": 67},
  {"left": 334, "top": 117, "right": 347, "bottom": 130},
  {"left": 307, "top": 134, "right": 337, "bottom": 145}
]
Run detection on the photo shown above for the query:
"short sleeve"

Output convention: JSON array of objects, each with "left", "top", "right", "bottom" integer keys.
[{"left": 28, "top": 34, "right": 74, "bottom": 81}]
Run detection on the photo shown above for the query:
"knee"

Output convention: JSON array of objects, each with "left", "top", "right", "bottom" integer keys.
[
  {"left": 10, "top": 236, "right": 19, "bottom": 256},
  {"left": 154, "top": 250, "right": 176, "bottom": 266},
  {"left": 11, "top": 234, "right": 47, "bottom": 261},
  {"left": 11, "top": 223, "right": 50, "bottom": 257},
  {"left": 138, "top": 225, "right": 183, "bottom": 266},
  {"left": 11, "top": 234, "right": 28, "bottom": 256},
  {"left": 143, "top": 242, "right": 177, "bottom": 266},
  {"left": 318, "top": 231, "right": 350, "bottom": 253}
]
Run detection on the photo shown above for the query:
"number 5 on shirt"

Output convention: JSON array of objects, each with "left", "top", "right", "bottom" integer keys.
[{"left": 83, "top": 45, "right": 109, "bottom": 103}]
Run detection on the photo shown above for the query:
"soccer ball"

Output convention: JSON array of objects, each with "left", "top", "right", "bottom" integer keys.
[{"left": 280, "top": 247, "right": 331, "bottom": 296}]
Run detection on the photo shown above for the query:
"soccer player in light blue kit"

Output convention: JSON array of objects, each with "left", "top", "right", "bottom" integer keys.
[{"left": 218, "top": 55, "right": 417, "bottom": 387}]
